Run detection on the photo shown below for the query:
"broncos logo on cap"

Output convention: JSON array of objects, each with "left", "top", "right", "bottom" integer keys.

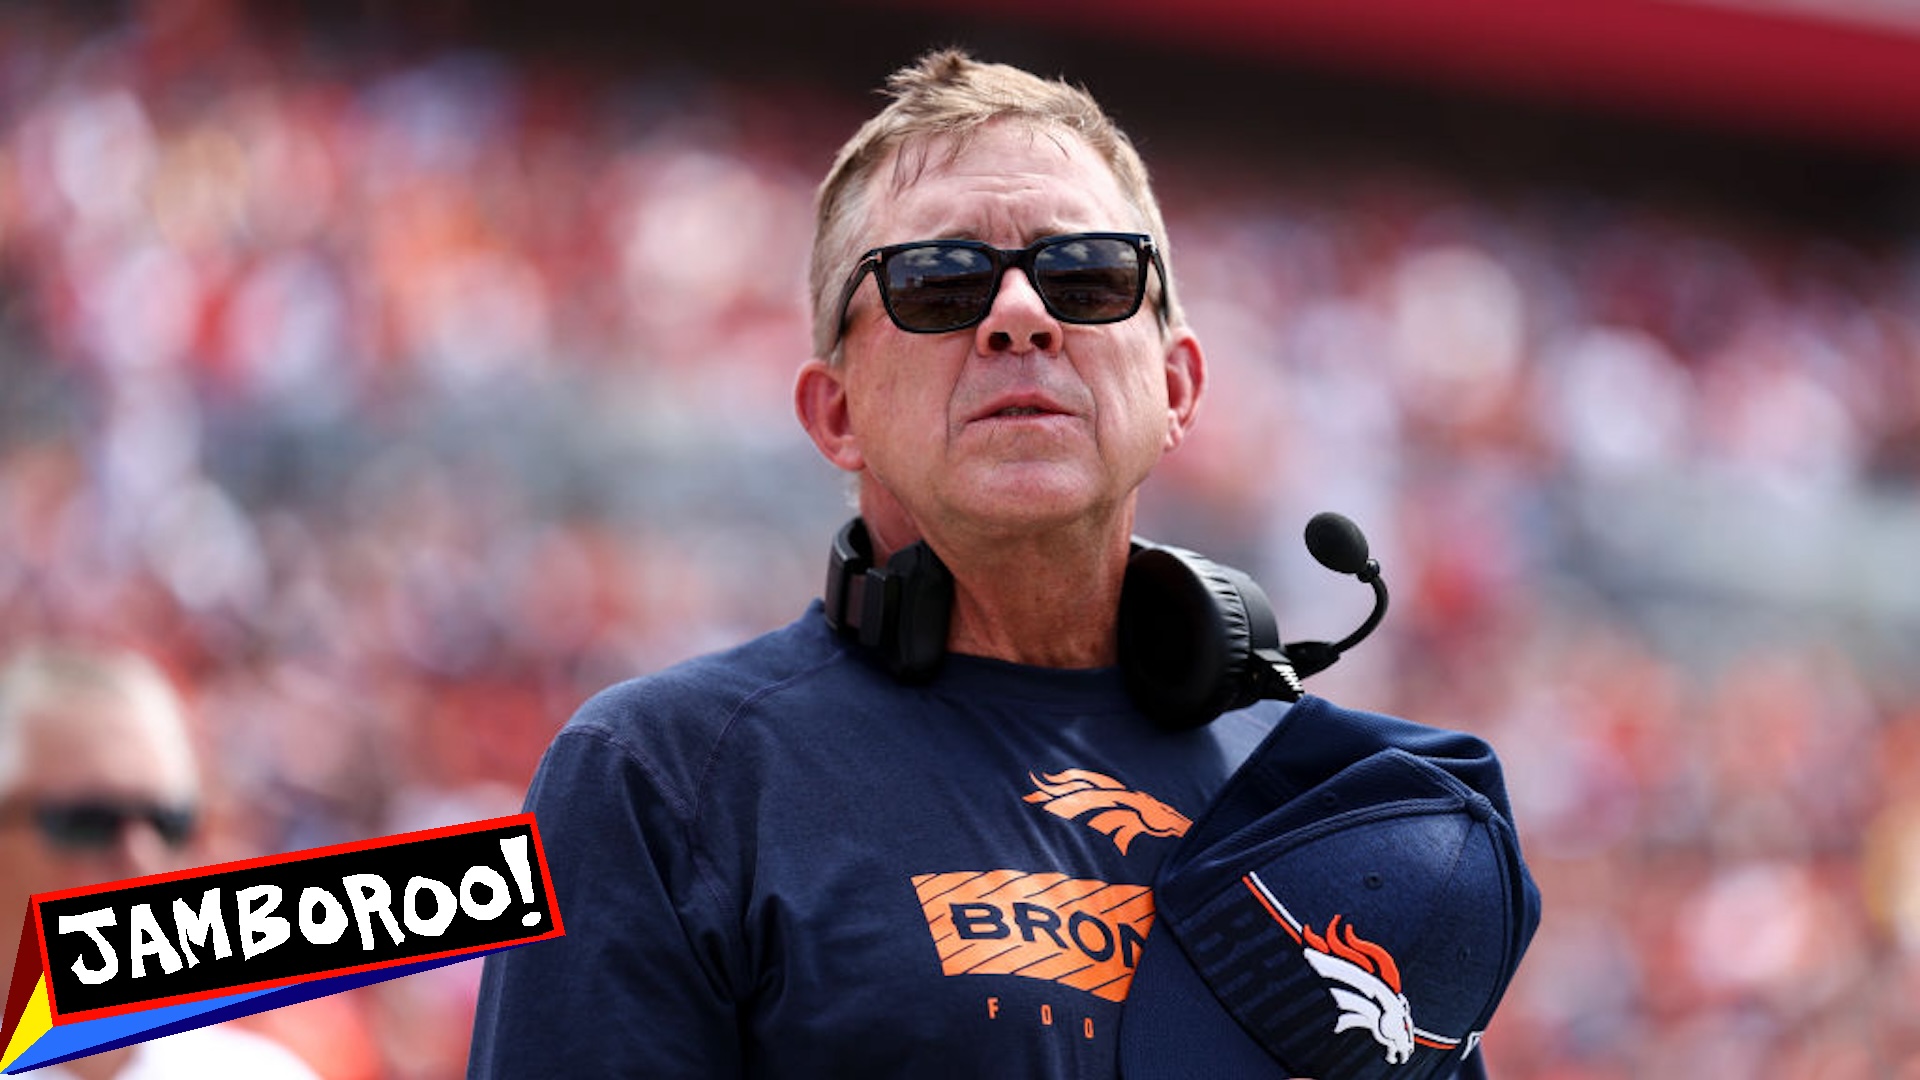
[
  {"left": 1023, "top": 770, "right": 1191, "bottom": 854},
  {"left": 1243, "top": 871, "right": 1467, "bottom": 1065},
  {"left": 1300, "top": 916, "right": 1415, "bottom": 1064}
]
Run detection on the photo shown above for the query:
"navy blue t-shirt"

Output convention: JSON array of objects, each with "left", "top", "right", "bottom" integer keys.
[{"left": 468, "top": 601, "right": 1283, "bottom": 1078}]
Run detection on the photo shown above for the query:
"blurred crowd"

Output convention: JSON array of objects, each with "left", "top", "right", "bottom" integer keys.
[{"left": 2, "top": 3, "right": 1918, "bottom": 1078}]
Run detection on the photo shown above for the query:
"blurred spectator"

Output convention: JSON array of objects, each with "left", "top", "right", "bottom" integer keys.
[{"left": 0, "top": 643, "right": 324, "bottom": 1080}]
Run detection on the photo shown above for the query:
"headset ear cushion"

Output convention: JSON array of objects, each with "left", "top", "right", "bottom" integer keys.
[
  {"left": 878, "top": 540, "right": 953, "bottom": 683},
  {"left": 1119, "top": 546, "right": 1279, "bottom": 730}
]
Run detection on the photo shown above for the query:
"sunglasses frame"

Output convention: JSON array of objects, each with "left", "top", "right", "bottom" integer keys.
[
  {"left": 0, "top": 798, "right": 198, "bottom": 852},
  {"left": 833, "top": 231, "right": 1168, "bottom": 343}
]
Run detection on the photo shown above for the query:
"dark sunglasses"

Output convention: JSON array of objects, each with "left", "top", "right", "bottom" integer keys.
[
  {"left": 833, "top": 231, "right": 1167, "bottom": 340},
  {"left": 0, "top": 799, "right": 197, "bottom": 852}
]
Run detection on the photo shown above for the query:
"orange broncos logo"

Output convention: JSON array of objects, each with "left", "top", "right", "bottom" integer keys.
[{"left": 1023, "top": 770, "right": 1192, "bottom": 855}]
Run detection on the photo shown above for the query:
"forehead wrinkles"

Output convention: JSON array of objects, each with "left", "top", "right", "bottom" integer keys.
[
  {"left": 874, "top": 124, "right": 1124, "bottom": 239},
  {"left": 883, "top": 121, "right": 1079, "bottom": 193}
]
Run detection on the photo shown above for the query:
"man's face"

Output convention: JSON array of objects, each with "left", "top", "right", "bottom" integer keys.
[
  {"left": 820, "top": 121, "right": 1201, "bottom": 546},
  {"left": 0, "top": 696, "right": 199, "bottom": 917}
]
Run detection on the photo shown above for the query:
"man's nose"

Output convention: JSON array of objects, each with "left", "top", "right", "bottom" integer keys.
[
  {"left": 102, "top": 817, "right": 177, "bottom": 880},
  {"left": 977, "top": 267, "right": 1058, "bottom": 354}
]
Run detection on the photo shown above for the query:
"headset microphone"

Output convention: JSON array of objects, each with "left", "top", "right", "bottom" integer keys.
[{"left": 1283, "top": 511, "right": 1389, "bottom": 679}]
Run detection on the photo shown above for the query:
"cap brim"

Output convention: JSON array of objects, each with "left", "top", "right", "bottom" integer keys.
[{"left": 1120, "top": 924, "right": 1294, "bottom": 1080}]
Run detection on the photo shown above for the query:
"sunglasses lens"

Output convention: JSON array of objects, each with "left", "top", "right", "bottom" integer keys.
[
  {"left": 34, "top": 802, "right": 196, "bottom": 851},
  {"left": 868, "top": 235, "right": 1151, "bottom": 335},
  {"left": 36, "top": 805, "right": 123, "bottom": 851},
  {"left": 880, "top": 244, "right": 997, "bottom": 332},
  {"left": 1032, "top": 237, "right": 1145, "bottom": 322},
  {"left": 151, "top": 807, "right": 198, "bottom": 847}
]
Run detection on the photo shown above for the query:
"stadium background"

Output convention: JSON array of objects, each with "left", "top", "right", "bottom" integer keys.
[{"left": 4, "top": 0, "right": 1920, "bottom": 1075}]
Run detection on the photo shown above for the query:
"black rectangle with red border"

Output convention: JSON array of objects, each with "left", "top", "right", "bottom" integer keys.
[{"left": 30, "top": 813, "right": 560, "bottom": 1023}]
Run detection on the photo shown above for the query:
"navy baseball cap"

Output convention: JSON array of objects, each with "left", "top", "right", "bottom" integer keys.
[{"left": 1121, "top": 696, "right": 1541, "bottom": 1080}]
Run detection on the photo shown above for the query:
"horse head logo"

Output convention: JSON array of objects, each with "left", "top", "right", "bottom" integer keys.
[
  {"left": 1023, "top": 770, "right": 1191, "bottom": 855},
  {"left": 1300, "top": 915, "right": 1416, "bottom": 1065}
]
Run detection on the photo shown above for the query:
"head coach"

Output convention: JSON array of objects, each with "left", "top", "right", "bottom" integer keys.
[{"left": 467, "top": 49, "right": 1538, "bottom": 1079}]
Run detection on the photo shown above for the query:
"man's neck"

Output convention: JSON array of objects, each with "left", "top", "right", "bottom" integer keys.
[
  {"left": 855, "top": 484, "right": 1143, "bottom": 668},
  {"left": 937, "top": 520, "right": 1134, "bottom": 669}
]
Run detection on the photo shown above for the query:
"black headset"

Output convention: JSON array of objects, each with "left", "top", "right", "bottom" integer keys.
[{"left": 823, "top": 515, "right": 1386, "bottom": 730}]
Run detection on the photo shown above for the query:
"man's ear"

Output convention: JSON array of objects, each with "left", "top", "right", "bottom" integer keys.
[
  {"left": 795, "top": 359, "right": 865, "bottom": 472},
  {"left": 1162, "top": 329, "right": 1206, "bottom": 452}
]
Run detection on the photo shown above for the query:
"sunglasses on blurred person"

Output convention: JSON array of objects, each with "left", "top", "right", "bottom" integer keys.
[
  {"left": 833, "top": 232, "right": 1168, "bottom": 341},
  {"left": 0, "top": 799, "right": 197, "bottom": 852}
]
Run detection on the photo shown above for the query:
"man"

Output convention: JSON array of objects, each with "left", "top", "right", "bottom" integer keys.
[
  {"left": 0, "top": 645, "right": 323, "bottom": 1080},
  {"left": 469, "top": 50, "right": 1526, "bottom": 1077}
]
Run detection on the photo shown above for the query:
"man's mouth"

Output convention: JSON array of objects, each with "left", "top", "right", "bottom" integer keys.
[{"left": 968, "top": 390, "right": 1076, "bottom": 424}]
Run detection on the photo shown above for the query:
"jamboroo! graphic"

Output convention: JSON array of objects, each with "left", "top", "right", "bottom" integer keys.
[{"left": 1, "top": 814, "right": 562, "bottom": 1074}]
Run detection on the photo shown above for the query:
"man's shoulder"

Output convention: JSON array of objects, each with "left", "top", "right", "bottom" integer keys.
[
  {"left": 1277, "top": 695, "right": 1492, "bottom": 753},
  {"left": 558, "top": 603, "right": 860, "bottom": 754},
  {"left": 523, "top": 605, "right": 867, "bottom": 817},
  {"left": 1262, "top": 694, "right": 1515, "bottom": 813}
]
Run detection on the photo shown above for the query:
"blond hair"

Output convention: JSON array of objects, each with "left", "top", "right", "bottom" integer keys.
[
  {"left": 809, "top": 49, "right": 1183, "bottom": 360},
  {"left": 0, "top": 644, "right": 193, "bottom": 794}
]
